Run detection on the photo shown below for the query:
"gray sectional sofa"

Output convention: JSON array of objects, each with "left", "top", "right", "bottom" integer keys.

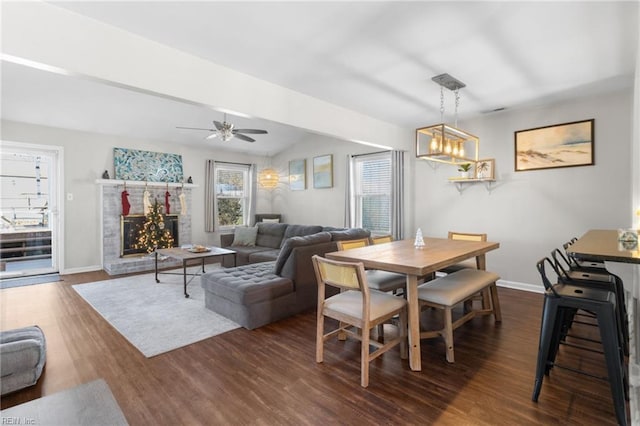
[{"left": 201, "top": 223, "right": 370, "bottom": 329}]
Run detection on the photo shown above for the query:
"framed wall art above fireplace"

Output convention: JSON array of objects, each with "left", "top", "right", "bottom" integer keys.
[{"left": 114, "top": 148, "right": 184, "bottom": 182}]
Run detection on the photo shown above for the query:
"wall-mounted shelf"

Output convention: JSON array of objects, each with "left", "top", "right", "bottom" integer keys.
[{"left": 448, "top": 177, "right": 495, "bottom": 193}]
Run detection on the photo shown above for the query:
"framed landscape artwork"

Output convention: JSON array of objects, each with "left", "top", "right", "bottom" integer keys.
[
  {"left": 514, "top": 119, "right": 594, "bottom": 172},
  {"left": 313, "top": 154, "right": 333, "bottom": 189},
  {"left": 289, "top": 159, "right": 306, "bottom": 191},
  {"left": 474, "top": 159, "right": 495, "bottom": 179}
]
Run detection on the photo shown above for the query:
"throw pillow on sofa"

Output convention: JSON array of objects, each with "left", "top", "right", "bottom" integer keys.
[
  {"left": 232, "top": 227, "right": 258, "bottom": 247},
  {"left": 274, "top": 231, "right": 332, "bottom": 275}
]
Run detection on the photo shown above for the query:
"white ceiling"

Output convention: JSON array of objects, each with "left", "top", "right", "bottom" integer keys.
[{"left": 1, "top": 1, "right": 638, "bottom": 154}]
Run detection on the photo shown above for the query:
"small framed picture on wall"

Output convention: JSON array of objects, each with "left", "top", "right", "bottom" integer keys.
[
  {"left": 313, "top": 154, "right": 333, "bottom": 189},
  {"left": 289, "top": 159, "right": 306, "bottom": 191}
]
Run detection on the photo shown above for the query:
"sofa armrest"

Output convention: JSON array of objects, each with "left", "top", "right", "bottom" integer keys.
[{"left": 220, "top": 233, "right": 234, "bottom": 248}]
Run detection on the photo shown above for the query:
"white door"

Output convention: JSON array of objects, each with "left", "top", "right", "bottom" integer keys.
[{"left": 0, "top": 142, "right": 62, "bottom": 278}]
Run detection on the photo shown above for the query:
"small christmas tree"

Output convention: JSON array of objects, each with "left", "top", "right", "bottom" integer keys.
[
  {"left": 134, "top": 199, "right": 174, "bottom": 253},
  {"left": 414, "top": 228, "right": 425, "bottom": 248}
]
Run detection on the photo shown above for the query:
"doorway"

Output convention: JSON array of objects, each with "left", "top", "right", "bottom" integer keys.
[{"left": 0, "top": 142, "right": 62, "bottom": 279}]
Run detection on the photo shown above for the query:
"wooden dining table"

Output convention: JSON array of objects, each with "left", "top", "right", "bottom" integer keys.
[{"left": 325, "top": 237, "right": 500, "bottom": 371}]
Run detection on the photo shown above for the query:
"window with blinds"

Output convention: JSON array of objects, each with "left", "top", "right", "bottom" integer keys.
[
  {"left": 353, "top": 152, "right": 391, "bottom": 234},
  {"left": 214, "top": 163, "right": 251, "bottom": 229}
]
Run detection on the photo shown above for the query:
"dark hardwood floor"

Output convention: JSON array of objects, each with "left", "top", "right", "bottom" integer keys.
[{"left": 0, "top": 271, "right": 628, "bottom": 425}]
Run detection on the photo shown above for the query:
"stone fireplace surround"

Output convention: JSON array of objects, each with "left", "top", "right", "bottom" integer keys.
[{"left": 97, "top": 180, "right": 195, "bottom": 275}]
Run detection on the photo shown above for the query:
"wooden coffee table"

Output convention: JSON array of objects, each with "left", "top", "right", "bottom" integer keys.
[{"left": 154, "top": 246, "right": 236, "bottom": 298}]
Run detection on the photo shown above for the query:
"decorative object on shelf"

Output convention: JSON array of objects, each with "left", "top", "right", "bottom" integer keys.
[
  {"left": 187, "top": 176, "right": 193, "bottom": 184},
  {"left": 475, "top": 159, "right": 495, "bottom": 179},
  {"left": 289, "top": 159, "right": 306, "bottom": 191},
  {"left": 414, "top": 228, "right": 425, "bottom": 249},
  {"left": 258, "top": 168, "right": 279, "bottom": 189},
  {"left": 313, "top": 154, "right": 333, "bottom": 189},
  {"left": 114, "top": 148, "right": 184, "bottom": 182},
  {"left": 102, "top": 170, "right": 110, "bottom": 179},
  {"left": 133, "top": 200, "right": 175, "bottom": 254},
  {"left": 515, "top": 119, "right": 594, "bottom": 172},
  {"left": 416, "top": 73, "right": 479, "bottom": 166},
  {"left": 457, "top": 163, "right": 472, "bottom": 179},
  {"left": 176, "top": 113, "right": 268, "bottom": 143}
]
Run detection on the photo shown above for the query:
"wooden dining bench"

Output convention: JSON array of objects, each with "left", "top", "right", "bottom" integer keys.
[{"left": 417, "top": 269, "right": 502, "bottom": 363}]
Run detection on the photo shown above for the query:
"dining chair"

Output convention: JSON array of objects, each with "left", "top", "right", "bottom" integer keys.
[
  {"left": 311, "top": 255, "right": 407, "bottom": 388},
  {"left": 370, "top": 235, "right": 393, "bottom": 245},
  {"left": 336, "top": 239, "right": 406, "bottom": 294},
  {"left": 439, "top": 231, "right": 487, "bottom": 274},
  {"left": 336, "top": 238, "right": 406, "bottom": 342}
]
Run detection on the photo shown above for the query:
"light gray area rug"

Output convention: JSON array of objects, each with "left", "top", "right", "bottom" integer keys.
[
  {"left": 72, "top": 269, "right": 239, "bottom": 357},
  {"left": 0, "top": 379, "right": 128, "bottom": 426}
]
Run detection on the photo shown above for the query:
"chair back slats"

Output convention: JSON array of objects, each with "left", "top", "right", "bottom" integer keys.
[
  {"left": 371, "top": 235, "right": 393, "bottom": 244},
  {"left": 315, "top": 259, "right": 362, "bottom": 291},
  {"left": 448, "top": 231, "right": 487, "bottom": 242},
  {"left": 336, "top": 238, "right": 370, "bottom": 251}
]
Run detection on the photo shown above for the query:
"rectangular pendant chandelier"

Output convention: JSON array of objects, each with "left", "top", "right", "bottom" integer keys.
[
  {"left": 416, "top": 73, "right": 479, "bottom": 166},
  {"left": 416, "top": 123, "right": 479, "bottom": 165}
]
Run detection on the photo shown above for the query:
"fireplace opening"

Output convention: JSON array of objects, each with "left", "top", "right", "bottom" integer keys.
[{"left": 120, "top": 214, "right": 179, "bottom": 257}]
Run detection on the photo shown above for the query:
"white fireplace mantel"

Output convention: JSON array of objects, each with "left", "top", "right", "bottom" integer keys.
[{"left": 95, "top": 179, "right": 198, "bottom": 189}]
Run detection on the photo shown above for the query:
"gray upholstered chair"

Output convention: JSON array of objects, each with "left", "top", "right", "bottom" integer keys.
[{"left": 1, "top": 325, "right": 46, "bottom": 395}]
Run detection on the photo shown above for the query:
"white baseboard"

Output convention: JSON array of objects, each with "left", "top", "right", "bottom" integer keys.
[
  {"left": 496, "top": 279, "right": 544, "bottom": 294},
  {"left": 61, "top": 265, "right": 102, "bottom": 275}
]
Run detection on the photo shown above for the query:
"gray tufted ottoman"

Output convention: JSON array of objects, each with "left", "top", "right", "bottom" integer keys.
[
  {"left": 1, "top": 325, "right": 46, "bottom": 395},
  {"left": 201, "top": 262, "right": 297, "bottom": 329}
]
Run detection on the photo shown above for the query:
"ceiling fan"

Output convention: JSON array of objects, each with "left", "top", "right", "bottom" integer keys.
[{"left": 176, "top": 113, "right": 268, "bottom": 143}]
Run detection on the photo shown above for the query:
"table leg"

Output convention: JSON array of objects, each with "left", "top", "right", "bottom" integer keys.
[
  {"left": 406, "top": 274, "right": 421, "bottom": 371},
  {"left": 202, "top": 258, "right": 205, "bottom": 274},
  {"left": 155, "top": 251, "right": 160, "bottom": 283},
  {"left": 476, "top": 254, "right": 491, "bottom": 309},
  {"left": 183, "top": 260, "right": 189, "bottom": 298}
]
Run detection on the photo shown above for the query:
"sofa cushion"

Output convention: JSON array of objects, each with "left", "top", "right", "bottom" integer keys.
[
  {"left": 231, "top": 226, "right": 258, "bottom": 247},
  {"left": 274, "top": 231, "right": 332, "bottom": 275},
  {"left": 201, "top": 262, "right": 293, "bottom": 305},
  {"left": 256, "top": 223, "right": 288, "bottom": 249},
  {"left": 329, "top": 228, "right": 371, "bottom": 241},
  {"left": 280, "top": 225, "right": 324, "bottom": 248},
  {"left": 231, "top": 246, "right": 273, "bottom": 266},
  {"left": 248, "top": 249, "right": 280, "bottom": 263}
]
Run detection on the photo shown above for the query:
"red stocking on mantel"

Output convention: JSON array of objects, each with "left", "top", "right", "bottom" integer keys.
[
  {"left": 165, "top": 191, "right": 171, "bottom": 215},
  {"left": 121, "top": 190, "right": 131, "bottom": 216}
]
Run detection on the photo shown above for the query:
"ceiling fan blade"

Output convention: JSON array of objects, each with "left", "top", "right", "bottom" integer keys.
[
  {"left": 213, "top": 121, "right": 224, "bottom": 131},
  {"left": 176, "top": 126, "right": 216, "bottom": 131},
  {"left": 205, "top": 133, "right": 219, "bottom": 140},
  {"left": 233, "top": 129, "right": 268, "bottom": 134},
  {"left": 234, "top": 133, "right": 255, "bottom": 142}
]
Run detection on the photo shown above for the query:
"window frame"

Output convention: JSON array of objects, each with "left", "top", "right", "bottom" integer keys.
[
  {"left": 352, "top": 151, "right": 392, "bottom": 235},
  {"left": 213, "top": 162, "right": 251, "bottom": 230}
]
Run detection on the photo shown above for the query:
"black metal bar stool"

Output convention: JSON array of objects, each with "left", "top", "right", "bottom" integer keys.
[
  {"left": 532, "top": 257, "right": 628, "bottom": 426},
  {"left": 551, "top": 248, "right": 629, "bottom": 356}
]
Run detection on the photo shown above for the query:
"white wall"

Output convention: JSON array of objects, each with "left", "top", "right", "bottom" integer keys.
[
  {"left": 270, "top": 134, "right": 414, "bottom": 233},
  {"left": 414, "top": 89, "right": 633, "bottom": 289},
  {"left": 0, "top": 120, "right": 272, "bottom": 273}
]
